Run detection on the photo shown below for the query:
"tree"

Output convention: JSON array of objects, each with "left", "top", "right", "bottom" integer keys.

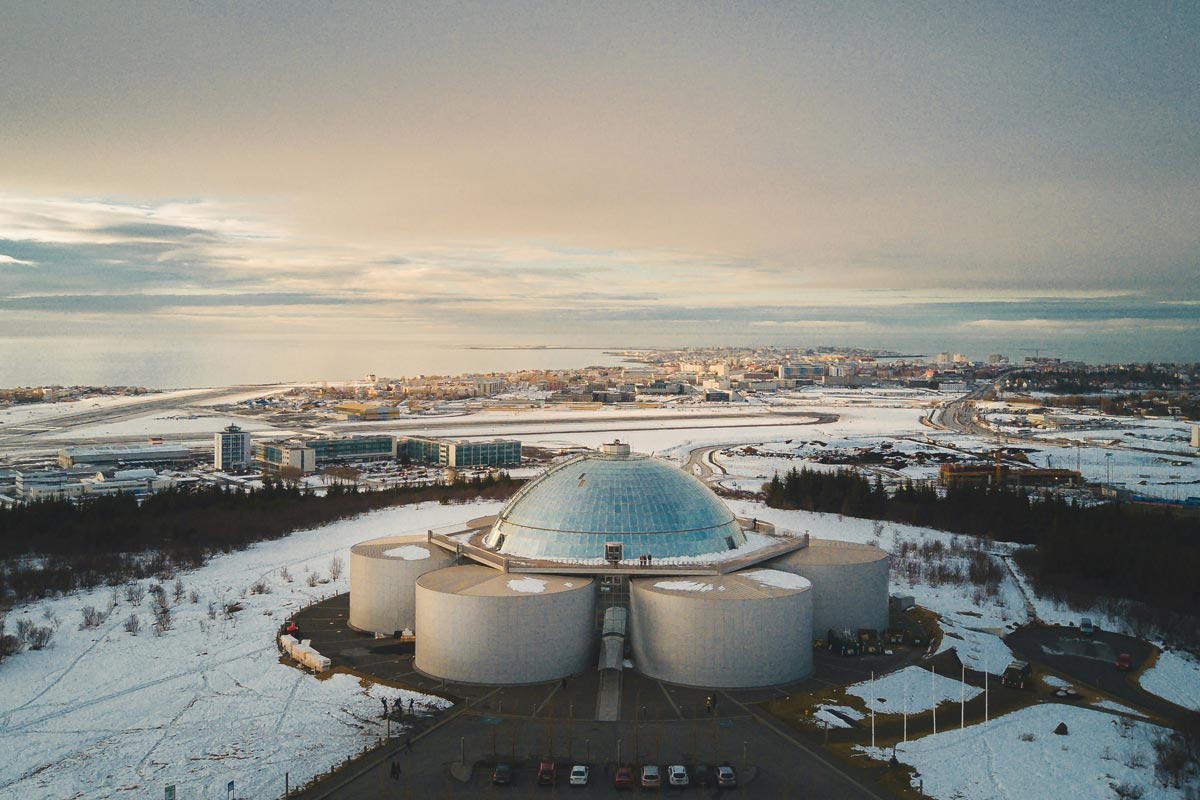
[{"left": 328, "top": 555, "right": 344, "bottom": 581}]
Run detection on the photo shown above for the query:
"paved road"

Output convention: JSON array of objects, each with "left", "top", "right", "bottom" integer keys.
[
  {"left": 1006, "top": 626, "right": 1191, "bottom": 723},
  {"left": 289, "top": 596, "right": 913, "bottom": 799}
]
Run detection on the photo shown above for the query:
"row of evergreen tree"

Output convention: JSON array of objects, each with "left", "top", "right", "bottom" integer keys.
[
  {"left": 764, "top": 467, "right": 1199, "bottom": 617},
  {"left": 0, "top": 473, "right": 521, "bottom": 601}
]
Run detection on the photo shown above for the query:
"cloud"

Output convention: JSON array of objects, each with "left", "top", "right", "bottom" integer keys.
[{"left": 0, "top": 253, "right": 34, "bottom": 266}]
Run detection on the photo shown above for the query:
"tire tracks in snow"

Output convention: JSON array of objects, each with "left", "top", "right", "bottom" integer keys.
[
  {"left": 274, "top": 671, "right": 305, "bottom": 731},
  {"left": 0, "top": 644, "right": 273, "bottom": 738},
  {"left": 1, "top": 615, "right": 122, "bottom": 728}
]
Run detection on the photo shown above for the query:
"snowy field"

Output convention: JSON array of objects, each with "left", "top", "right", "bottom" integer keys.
[
  {"left": 846, "top": 665, "right": 981, "bottom": 715},
  {"left": 858, "top": 704, "right": 1193, "bottom": 800},
  {"left": 0, "top": 389, "right": 219, "bottom": 428},
  {"left": 1138, "top": 650, "right": 1200, "bottom": 712},
  {"left": 45, "top": 411, "right": 285, "bottom": 440},
  {"left": 0, "top": 501, "right": 496, "bottom": 800}
]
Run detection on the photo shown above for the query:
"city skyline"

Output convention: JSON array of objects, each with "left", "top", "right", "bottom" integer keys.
[{"left": 1, "top": 3, "right": 1197, "bottom": 383}]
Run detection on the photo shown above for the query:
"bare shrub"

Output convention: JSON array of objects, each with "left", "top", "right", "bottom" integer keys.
[
  {"left": 124, "top": 583, "right": 146, "bottom": 605},
  {"left": 189, "top": 590, "right": 200, "bottom": 604},
  {"left": 173, "top": 579, "right": 185, "bottom": 604},
  {"left": 249, "top": 580, "right": 271, "bottom": 595},
  {"left": 1019, "top": 732, "right": 1035, "bottom": 742},
  {"left": 1124, "top": 750, "right": 1146, "bottom": 769},
  {"left": 80, "top": 606, "right": 107, "bottom": 628},
  {"left": 280, "top": 566, "right": 292, "bottom": 583},
  {"left": 124, "top": 614, "right": 141, "bottom": 635},
  {"left": 329, "top": 556, "right": 344, "bottom": 581},
  {"left": 0, "top": 627, "right": 20, "bottom": 660},
  {"left": 42, "top": 607, "right": 61, "bottom": 630},
  {"left": 15, "top": 618, "right": 33, "bottom": 641},
  {"left": 1112, "top": 782, "right": 1145, "bottom": 799},
  {"left": 306, "top": 572, "right": 319, "bottom": 587},
  {"left": 153, "top": 597, "right": 172, "bottom": 633},
  {"left": 1151, "top": 732, "right": 1190, "bottom": 789},
  {"left": 25, "top": 625, "right": 54, "bottom": 649}
]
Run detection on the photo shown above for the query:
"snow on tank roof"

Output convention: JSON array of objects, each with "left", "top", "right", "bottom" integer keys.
[
  {"left": 417, "top": 564, "right": 592, "bottom": 597},
  {"left": 772, "top": 537, "right": 889, "bottom": 565},
  {"left": 635, "top": 571, "right": 808, "bottom": 599},
  {"left": 351, "top": 535, "right": 439, "bottom": 560}
]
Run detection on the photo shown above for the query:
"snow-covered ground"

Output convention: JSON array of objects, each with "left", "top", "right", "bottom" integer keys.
[
  {"left": 0, "top": 501, "right": 494, "bottom": 800},
  {"left": 44, "top": 411, "right": 284, "bottom": 440},
  {"left": 846, "top": 665, "right": 981, "bottom": 714},
  {"left": 1138, "top": 650, "right": 1200, "bottom": 712},
  {"left": 857, "top": 704, "right": 1194, "bottom": 800},
  {"left": 813, "top": 703, "right": 864, "bottom": 729}
]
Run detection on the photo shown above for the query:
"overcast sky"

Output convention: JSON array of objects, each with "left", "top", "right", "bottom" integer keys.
[{"left": 1, "top": 2, "right": 1197, "bottom": 372}]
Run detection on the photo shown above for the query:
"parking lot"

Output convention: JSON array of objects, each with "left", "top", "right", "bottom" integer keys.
[
  {"left": 1006, "top": 624, "right": 1182, "bottom": 720},
  {"left": 288, "top": 595, "right": 918, "bottom": 798}
]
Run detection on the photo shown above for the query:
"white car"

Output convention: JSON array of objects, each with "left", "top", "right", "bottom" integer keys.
[
  {"left": 668, "top": 765, "right": 689, "bottom": 786},
  {"left": 569, "top": 765, "right": 589, "bottom": 786}
]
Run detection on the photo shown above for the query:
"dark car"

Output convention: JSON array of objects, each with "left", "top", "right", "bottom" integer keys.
[
  {"left": 537, "top": 761, "right": 555, "bottom": 786},
  {"left": 1001, "top": 660, "right": 1033, "bottom": 689},
  {"left": 1080, "top": 618, "right": 1095, "bottom": 636},
  {"left": 613, "top": 766, "right": 634, "bottom": 790},
  {"left": 491, "top": 763, "right": 513, "bottom": 785}
]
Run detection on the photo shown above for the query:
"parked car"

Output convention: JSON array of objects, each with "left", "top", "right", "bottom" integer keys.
[
  {"left": 491, "top": 763, "right": 513, "bottom": 785},
  {"left": 640, "top": 765, "right": 661, "bottom": 789},
  {"left": 537, "top": 761, "right": 555, "bottom": 786},
  {"left": 693, "top": 765, "right": 713, "bottom": 787},
  {"left": 716, "top": 764, "right": 737, "bottom": 788},
  {"left": 1115, "top": 652, "right": 1133, "bottom": 671},
  {"left": 668, "top": 765, "right": 689, "bottom": 786},
  {"left": 1002, "top": 660, "right": 1033, "bottom": 689},
  {"left": 613, "top": 766, "right": 634, "bottom": 790},
  {"left": 1080, "top": 618, "right": 1095, "bottom": 636}
]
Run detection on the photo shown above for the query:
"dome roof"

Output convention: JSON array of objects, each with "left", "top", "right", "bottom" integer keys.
[{"left": 483, "top": 442, "right": 746, "bottom": 560}]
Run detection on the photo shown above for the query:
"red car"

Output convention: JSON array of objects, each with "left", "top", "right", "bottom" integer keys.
[
  {"left": 1115, "top": 653, "right": 1133, "bottom": 671},
  {"left": 613, "top": 766, "right": 634, "bottom": 790},
  {"left": 537, "top": 761, "right": 555, "bottom": 786}
]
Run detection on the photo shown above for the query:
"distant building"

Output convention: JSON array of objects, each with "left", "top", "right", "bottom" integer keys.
[
  {"left": 58, "top": 443, "right": 192, "bottom": 469},
  {"left": 15, "top": 469, "right": 91, "bottom": 500},
  {"left": 15, "top": 467, "right": 175, "bottom": 500},
  {"left": 214, "top": 424, "right": 252, "bottom": 470},
  {"left": 254, "top": 442, "right": 316, "bottom": 473},
  {"left": 399, "top": 436, "right": 521, "bottom": 468},
  {"left": 308, "top": 435, "right": 396, "bottom": 462},
  {"left": 334, "top": 402, "right": 400, "bottom": 421}
]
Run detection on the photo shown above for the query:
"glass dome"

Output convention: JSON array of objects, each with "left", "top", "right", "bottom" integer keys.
[{"left": 483, "top": 442, "right": 747, "bottom": 560}]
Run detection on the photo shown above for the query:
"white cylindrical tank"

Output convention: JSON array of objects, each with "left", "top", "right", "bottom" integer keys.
[
  {"left": 767, "top": 538, "right": 890, "bottom": 637},
  {"left": 415, "top": 565, "right": 596, "bottom": 684},
  {"left": 630, "top": 570, "right": 813, "bottom": 688},
  {"left": 348, "top": 535, "right": 458, "bottom": 635}
]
